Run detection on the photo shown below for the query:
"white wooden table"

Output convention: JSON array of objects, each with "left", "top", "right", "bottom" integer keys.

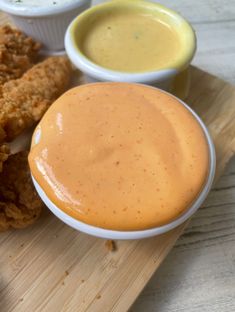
[
  {"left": 93, "top": 0, "right": 235, "bottom": 310},
  {"left": 130, "top": 1, "right": 235, "bottom": 311},
  {"left": 2, "top": 1, "right": 234, "bottom": 311},
  {"left": 2, "top": 1, "right": 233, "bottom": 311}
]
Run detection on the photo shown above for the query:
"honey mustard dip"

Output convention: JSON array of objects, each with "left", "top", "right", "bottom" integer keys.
[
  {"left": 77, "top": 10, "right": 181, "bottom": 73},
  {"left": 29, "top": 83, "right": 209, "bottom": 231},
  {"left": 78, "top": 11, "right": 181, "bottom": 72}
]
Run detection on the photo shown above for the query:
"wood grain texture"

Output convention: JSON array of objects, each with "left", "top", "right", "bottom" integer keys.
[
  {"left": 0, "top": 66, "right": 234, "bottom": 312},
  {"left": 131, "top": 0, "right": 235, "bottom": 310},
  {"left": 1, "top": 0, "right": 235, "bottom": 311},
  {"left": 132, "top": 78, "right": 235, "bottom": 312}
]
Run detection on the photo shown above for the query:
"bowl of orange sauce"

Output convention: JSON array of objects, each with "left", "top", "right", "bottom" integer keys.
[{"left": 28, "top": 82, "right": 215, "bottom": 239}]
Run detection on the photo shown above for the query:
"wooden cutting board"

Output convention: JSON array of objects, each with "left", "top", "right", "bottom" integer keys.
[
  {"left": 1, "top": 68, "right": 235, "bottom": 312},
  {"left": 1, "top": 14, "right": 235, "bottom": 312}
]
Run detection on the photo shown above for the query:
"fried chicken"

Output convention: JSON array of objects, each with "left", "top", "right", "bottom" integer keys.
[
  {"left": 0, "top": 124, "right": 5, "bottom": 141},
  {"left": 0, "top": 151, "right": 44, "bottom": 231},
  {"left": 0, "top": 56, "right": 72, "bottom": 141},
  {"left": 0, "top": 28, "right": 73, "bottom": 231},
  {"left": 105, "top": 240, "right": 117, "bottom": 252},
  {"left": 0, "top": 125, "right": 9, "bottom": 172},
  {"left": 0, "top": 143, "right": 9, "bottom": 172},
  {"left": 0, "top": 25, "right": 41, "bottom": 85}
]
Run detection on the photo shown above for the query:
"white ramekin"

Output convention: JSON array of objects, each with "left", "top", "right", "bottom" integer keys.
[
  {"left": 0, "top": 0, "right": 91, "bottom": 52},
  {"left": 64, "top": 0, "right": 196, "bottom": 89},
  {"left": 30, "top": 86, "right": 216, "bottom": 240}
]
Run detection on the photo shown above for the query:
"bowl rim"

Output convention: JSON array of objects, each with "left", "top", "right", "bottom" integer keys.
[
  {"left": 0, "top": 0, "right": 90, "bottom": 17},
  {"left": 65, "top": 0, "right": 196, "bottom": 80},
  {"left": 30, "top": 83, "right": 216, "bottom": 240}
]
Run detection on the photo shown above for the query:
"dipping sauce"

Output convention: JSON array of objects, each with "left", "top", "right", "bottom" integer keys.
[
  {"left": 5, "top": 0, "right": 73, "bottom": 7},
  {"left": 29, "top": 83, "right": 209, "bottom": 231},
  {"left": 78, "top": 11, "right": 182, "bottom": 72}
]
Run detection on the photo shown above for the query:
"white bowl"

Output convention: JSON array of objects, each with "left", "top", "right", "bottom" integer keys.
[
  {"left": 30, "top": 89, "right": 216, "bottom": 240},
  {"left": 0, "top": 0, "right": 91, "bottom": 52},
  {"left": 64, "top": 0, "right": 196, "bottom": 89}
]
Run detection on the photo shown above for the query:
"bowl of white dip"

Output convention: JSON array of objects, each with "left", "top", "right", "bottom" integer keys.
[{"left": 0, "top": 0, "right": 91, "bottom": 53}]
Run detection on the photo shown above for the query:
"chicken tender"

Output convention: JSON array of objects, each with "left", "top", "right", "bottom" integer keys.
[
  {"left": 0, "top": 25, "right": 40, "bottom": 85},
  {"left": 0, "top": 56, "right": 72, "bottom": 141},
  {"left": 0, "top": 151, "right": 44, "bottom": 231},
  {"left": 0, "top": 125, "right": 9, "bottom": 172},
  {"left": 0, "top": 143, "right": 9, "bottom": 172}
]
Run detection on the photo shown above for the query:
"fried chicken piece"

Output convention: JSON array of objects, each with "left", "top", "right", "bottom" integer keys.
[
  {"left": 0, "top": 25, "right": 41, "bottom": 85},
  {"left": 0, "top": 125, "right": 9, "bottom": 172},
  {"left": 0, "top": 151, "right": 44, "bottom": 231},
  {"left": 0, "top": 143, "right": 10, "bottom": 172},
  {"left": 105, "top": 240, "right": 117, "bottom": 252},
  {"left": 0, "top": 56, "right": 72, "bottom": 141},
  {"left": 0, "top": 124, "right": 5, "bottom": 141}
]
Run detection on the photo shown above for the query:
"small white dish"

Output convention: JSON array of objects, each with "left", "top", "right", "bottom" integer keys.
[
  {"left": 65, "top": 0, "right": 196, "bottom": 89},
  {"left": 30, "top": 89, "right": 216, "bottom": 240},
  {"left": 0, "top": 0, "right": 91, "bottom": 52}
]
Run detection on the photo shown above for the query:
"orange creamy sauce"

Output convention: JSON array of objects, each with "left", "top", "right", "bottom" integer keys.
[{"left": 29, "top": 83, "right": 209, "bottom": 231}]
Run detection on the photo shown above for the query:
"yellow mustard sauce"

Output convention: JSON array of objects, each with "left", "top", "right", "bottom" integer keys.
[{"left": 78, "top": 11, "right": 182, "bottom": 72}]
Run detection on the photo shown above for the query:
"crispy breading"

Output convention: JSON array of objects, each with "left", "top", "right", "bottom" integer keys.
[
  {"left": 0, "top": 25, "right": 41, "bottom": 85},
  {"left": 0, "top": 143, "right": 9, "bottom": 172},
  {"left": 0, "top": 125, "right": 8, "bottom": 172},
  {"left": 0, "top": 124, "right": 6, "bottom": 142},
  {"left": 105, "top": 240, "right": 117, "bottom": 252},
  {"left": 0, "top": 151, "right": 44, "bottom": 231},
  {"left": 0, "top": 143, "right": 9, "bottom": 173},
  {"left": 0, "top": 56, "right": 72, "bottom": 141}
]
